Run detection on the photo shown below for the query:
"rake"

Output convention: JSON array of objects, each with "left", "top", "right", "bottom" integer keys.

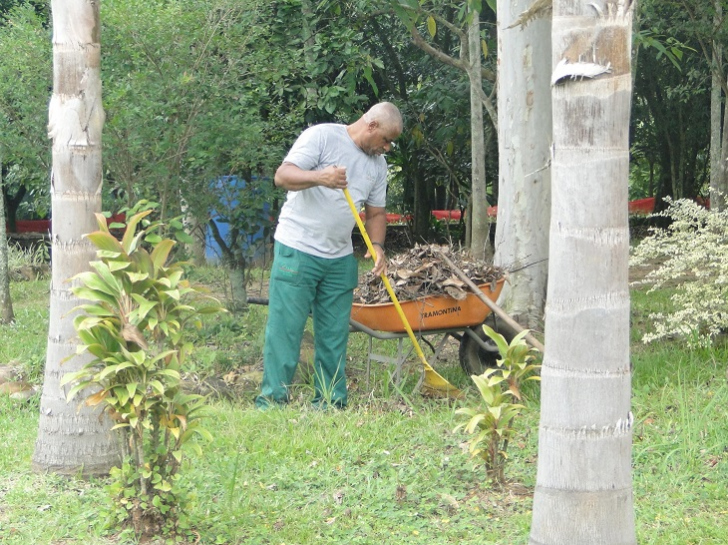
[{"left": 344, "top": 188, "right": 462, "bottom": 398}]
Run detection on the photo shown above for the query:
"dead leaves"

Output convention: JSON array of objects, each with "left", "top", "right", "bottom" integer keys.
[{"left": 354, "top": 244, "right": 504, "bottom": 305}]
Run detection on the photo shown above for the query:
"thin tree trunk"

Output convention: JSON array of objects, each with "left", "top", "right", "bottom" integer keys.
[
  {"left": 0, "top": 154, "right": 14, "bottom": 324},
  {"left": 467, "top": 8, "right": 492, "bottom": 261},
  {"left": 33, "top": 0, "right": 118, "bottom": 476},
  {"left": 494, "top": 0, "right": 552, "bottom": 330},
  {"left": 300, "top": 0, "right": 318, "bottom": 110},
  {"left": 412, "top": 148, "right": 434, "bottom": 242},
  {"left": 720, "top": 82, "right": 728, "bottom": 209},
  {"left": 529, "top": 1, "right": 636, "bottom": 543},
  {"left": 181, "top": 194, "right": 206, "bottom": 266},
  {"left": 709, "top": 1, "right": 723, "bottom": 210}
]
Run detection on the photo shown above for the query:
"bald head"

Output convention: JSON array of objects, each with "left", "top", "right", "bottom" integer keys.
[{"left": 363, "top": 102, "right": 403, "bottom": 134}]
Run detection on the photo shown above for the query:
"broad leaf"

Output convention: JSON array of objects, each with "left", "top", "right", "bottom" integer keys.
[
  {"left": 75, "top": 271, "right": 120, "bottom": 298},
  {"left": 121, "top": 210, "right": 153, "bottom": 253},
  {"left": 427, "top": 15, "right": 436, "bottom": 38},
  {"left": 94, "top": 213, "right": 110, "bottom": 233},
  {"left": 90, "top": 260, "right": 123, "bottom": 294},
  {"left": 150, "top": 239, "right": 175, "bottom": 271},
  {"left": 481, "top": 324, "right": 509, "bottom": 357},
  {"left": 86, "top": 231, "right": 125, "bottom": 254},
  {"left": 73, "top": 287, "right": 118, "bottom": 307}
]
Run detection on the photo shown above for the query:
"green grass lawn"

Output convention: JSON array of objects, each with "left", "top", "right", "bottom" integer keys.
[{"left": 1, "top": 276, "right": 728, "bottom": 544}]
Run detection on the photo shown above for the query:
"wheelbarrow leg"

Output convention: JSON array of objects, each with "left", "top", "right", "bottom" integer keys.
[
  {"left": 365, "top": 337, "right": 412, "bottom": 389},
  {"left": 432, "top": 333, "right": 456, "bottom": 361}
]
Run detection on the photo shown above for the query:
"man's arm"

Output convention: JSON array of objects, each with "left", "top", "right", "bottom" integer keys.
[
  {"left": 274, "top": 162, "right": 348, "bottom": 191},
  {"left": 364, "top": 204, "right": 387, "bottom": 276}
]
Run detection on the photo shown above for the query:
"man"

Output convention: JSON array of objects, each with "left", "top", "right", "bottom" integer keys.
[{"left": 255, "top": 102, "right": 403, "bottom": 409}]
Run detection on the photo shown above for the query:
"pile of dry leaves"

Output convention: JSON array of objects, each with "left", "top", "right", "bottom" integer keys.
[{"left": 354, "top": 243, "right": 505, "bottom": 304}]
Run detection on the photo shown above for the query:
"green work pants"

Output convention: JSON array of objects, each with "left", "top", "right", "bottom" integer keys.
[{"left": 255, "top": 242, "right": 358, "bottom": 409}]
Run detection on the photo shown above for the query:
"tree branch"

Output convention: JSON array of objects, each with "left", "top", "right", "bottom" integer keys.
[
  {"left": 410, "top": 25, "right": 465, "bottom": 72},
  {"left": 478, "top": 81, "right": 498, "bottom": 132}
]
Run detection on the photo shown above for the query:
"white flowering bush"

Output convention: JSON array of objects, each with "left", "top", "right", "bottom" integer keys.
[{"left": 630, "top": 198, "right": 728, "bottom": 347}]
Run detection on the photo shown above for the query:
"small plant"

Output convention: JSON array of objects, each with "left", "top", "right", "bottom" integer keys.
[
  {"left": 454, "top": 325, "right": 541, "bottom": 485},
  {"left": 61, "top": 210, "right": 225, "bottom": 539},
  {"left": 480, "top": 324, "right": 542, "bottom": 402}
]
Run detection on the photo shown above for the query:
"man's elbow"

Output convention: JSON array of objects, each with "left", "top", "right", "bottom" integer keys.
[{"left": 273, "top": 166, "right": 287, "bottom": 188}]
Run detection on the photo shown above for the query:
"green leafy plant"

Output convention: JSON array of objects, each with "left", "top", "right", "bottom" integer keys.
[
  {"left": 454, "top": 325, "right": 541, "bottom": 485},
  {"left": 61, "top": 210, "right": 225, "bottom": 539},
  {"left": 108, "top": 199, "right": 194, "bottom": 248},
  {"left": 480, "top": 324, "right": 542, "bottom": 402},
  {"left": 631, "top": 198, "right": 728, "bottom": 347}
]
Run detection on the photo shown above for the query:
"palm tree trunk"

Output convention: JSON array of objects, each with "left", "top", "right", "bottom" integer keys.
[
  {"left": 33, "top": 0, "right": 118, "bottom": 476},
  {"left": 529, "top": 1, "right": 636, "bottom": 543}
]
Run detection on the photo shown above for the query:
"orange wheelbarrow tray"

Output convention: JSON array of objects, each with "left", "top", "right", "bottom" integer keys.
[
  {"left": 349, "top": 277, "right": 507, "bottom": 379},
  {"left": 350, "top": 277, "right": 505, "bottom": 333}
]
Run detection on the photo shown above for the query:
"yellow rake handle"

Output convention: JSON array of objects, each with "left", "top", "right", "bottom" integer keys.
[{"left": 344, "top": 189, "right": 438, "bottom": 374}]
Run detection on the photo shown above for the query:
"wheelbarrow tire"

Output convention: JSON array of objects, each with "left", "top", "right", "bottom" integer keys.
[{"left": 458, "top": 314, "right": 516, "bottom": 376}]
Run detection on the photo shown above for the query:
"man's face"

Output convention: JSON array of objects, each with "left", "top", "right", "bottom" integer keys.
[{"left": 362, "top": 122, "right": 401, "bottom": 156}]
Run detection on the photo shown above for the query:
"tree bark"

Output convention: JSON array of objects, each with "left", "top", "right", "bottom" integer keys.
[
  {"left": 0, "top": 154, "right": 14, "bottom": 324},
  {"left": 33, "top": 0, "right": 119, "bottom": 476},
  {"left": 529, "top": 1, "right": 636, "bottom": 543},
  {"left": 412, "top": 152, "right": 433, "bottom": 242},
  {"left": 467, "top": 8, "right": 492, "bottom": 261},
  {"left": 181, "top": 195, "right": 207, "bottom": 266},
  {"left": 720, "top": 82, "right": 728, "bottom": 210},
  {"left": 493, "top": 0, "right": 552, "bottom": 330},
  {"left": 709, "top": 1, "right": 723, "bottom": 210}
]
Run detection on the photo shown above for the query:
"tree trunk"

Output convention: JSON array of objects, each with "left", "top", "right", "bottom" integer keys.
[
  {"left": 529, "top": 1, "right": 636, "bottom": 543},
  {"left": 413, "top": 163, "right": 432, "bottom": 243},
  {"left": 720, "top": 84, "right": 728, "bottom": 210},
  {"left": 493, "top": 0, "right": 552, "bottom": 330},
  {"left": 709, "top": 6, "right": 723, "bottom": 210},
  {"left": 467, "top": 9, "right": 492, "bottom": 261},
  {"left": 208, "top": 219, "right": 248, "bottom": 310},
  {"left": 300, "top": 0, "right": 319, "bottom": 112},
  {"left": 228, "top": 263, "right": 248, "bottom": 312},
  {"left": 3, "top": 184, "right": 27, "bottom": 234},
  {"left": 710, "top": 0, "right": 727, "bottom": 212},
  {"left": 0, "top": 154, "right": 14, "bottom": 324},
  {"left": 33, "top": 0, "right": 119, "bottom": 476},
  {"left": 181, "top": 194, "right": 207, "bottom": 266}
]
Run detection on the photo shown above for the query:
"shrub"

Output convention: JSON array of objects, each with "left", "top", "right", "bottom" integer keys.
[
  {"left": 62, "top": 210, "right": 225, "bottom": 539},
  {"left": 630, "top": 198, "right": 728, "bottom": 347}
]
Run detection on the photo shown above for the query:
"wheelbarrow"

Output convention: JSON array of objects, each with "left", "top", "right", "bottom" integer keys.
[{"left": 349, "top": 276, "right": 509, "bottom": 386}]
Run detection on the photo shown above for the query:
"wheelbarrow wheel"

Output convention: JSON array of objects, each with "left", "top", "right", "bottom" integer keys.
[{"left": 458, "top": 315, "right": 515, "bottom": 376}]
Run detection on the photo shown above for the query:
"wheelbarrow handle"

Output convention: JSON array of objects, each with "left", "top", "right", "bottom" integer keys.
[{"left": 435, "top": 250, "right": 545, "bottom": 353}]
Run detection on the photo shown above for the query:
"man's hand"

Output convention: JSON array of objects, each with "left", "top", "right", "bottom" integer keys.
[
  {"left": 318, "top": 165, "right": 348, "bottom": 189},
  {"left": 274, "top": 163, "right": 347, "bottom": 191},
  {"left": 365, "top": 244, "right": 387, "bottom": 276}
]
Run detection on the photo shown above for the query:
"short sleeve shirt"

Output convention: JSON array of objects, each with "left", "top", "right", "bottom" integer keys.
[{"left": 274, "top": 123, "right": 388, "bottom": 258}]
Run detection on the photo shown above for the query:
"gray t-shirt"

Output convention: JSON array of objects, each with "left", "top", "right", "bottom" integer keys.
[{"left": 274, "top": 123, "right": 388, "bottom": 258}]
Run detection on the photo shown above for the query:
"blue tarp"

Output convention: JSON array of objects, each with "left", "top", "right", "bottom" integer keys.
[{"left": 205, "top": 176, "right": 270, "bottom": 261}]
